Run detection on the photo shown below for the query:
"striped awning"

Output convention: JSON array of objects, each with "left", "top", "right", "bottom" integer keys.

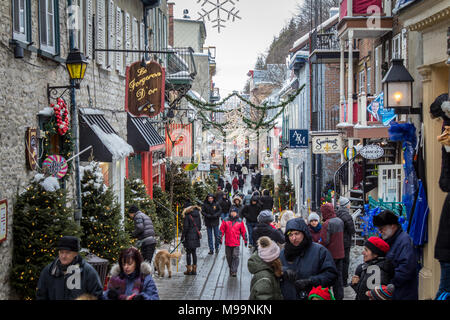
[{"left": 127, "top": 113, "right": 165, "bottom": 152}]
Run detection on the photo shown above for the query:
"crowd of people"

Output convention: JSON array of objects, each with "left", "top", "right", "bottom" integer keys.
[{"left": 34, "top": 167, "right": 427, "bottom": 301}]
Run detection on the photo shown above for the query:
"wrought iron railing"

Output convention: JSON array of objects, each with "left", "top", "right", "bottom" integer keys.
[{"left": 311, "top": 32, "right": 340, "bottom": 51}]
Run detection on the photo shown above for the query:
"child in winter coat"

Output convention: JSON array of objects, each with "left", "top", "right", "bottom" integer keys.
[
  {"left": 220, "top": 207, "right": 248, "bottom": 277},
  {"left": 248, "top": 236, "right": 283, "bottom": 300},
  {"left": 351, "top": 237, "right": 395, "bottom": 300},
  {"left": 307, "top": 212, "right": 322, "bottom": 243}
]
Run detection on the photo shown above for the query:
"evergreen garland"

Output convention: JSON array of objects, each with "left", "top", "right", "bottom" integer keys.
[
  {"left": 11, "top": 176, "right": 81, "bottom": 300},
  {"left": 80, "top": 162, "right": 130, "bottom": 263}
]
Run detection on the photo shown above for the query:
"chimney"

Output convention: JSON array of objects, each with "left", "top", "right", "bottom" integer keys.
[{"left": 168, "top": 2, "right": 174, "bottom": 47}]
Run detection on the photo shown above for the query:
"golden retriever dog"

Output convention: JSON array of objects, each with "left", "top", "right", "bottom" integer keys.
[{"left": 153, "top": 250, "right": 182, "bottom": 278}]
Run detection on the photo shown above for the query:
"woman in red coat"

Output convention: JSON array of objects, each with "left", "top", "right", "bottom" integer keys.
[
  {"left": 219, "top": 208, "right": 248, "bottom": 277},
  {"left": 232, "top": 176, "right": 239, "bottom": 194}
]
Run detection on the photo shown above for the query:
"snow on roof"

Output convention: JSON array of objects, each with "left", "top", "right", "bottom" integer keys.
[
  {"left": 290, "top": 13, "right": 339, "bottom": 53},
  {"left": 90, "top": 124, "right": 134, "bottom": 160},
  {"left": 187, "top": 90, "right": 206, "bottom": 103},
  {"left": 38, "top": 107, "right": 54, "bottom": 116}
]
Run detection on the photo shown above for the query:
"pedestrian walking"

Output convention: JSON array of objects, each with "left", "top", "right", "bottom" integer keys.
[
  {"left": 254, "top": 171, "right": 262, "bottom": 191},
  {"left": 225, "top": 181, "right": 232, "bottom": 196},
  {"left": 36, "top": 236, "right": 103, "bottom": 300},
  {"left": 252, "top": 210, "right": 285, "bottom": 249},
  {"left": 201, "top": 194, "right": 222, "bottom": 255},
  {"left": 351, "top": 237, "right": 395, "bottom": 300},
  {"left": 242, "top": 165, "right": 248, "bottom": 180},
  {"left": 307, "top": 212, "right": 322, "bottom": 243},
  {"left": 128, "top": 205, "right": 157, "bottom": 264},
  {"left": 435, "top": 193, "right": 450, "bottom": 300},
  {"left": 280, "top": 218, "right": 338, "bottom": 300},
  {"left": 373, "top": 209, "right": 419, "bottom": 300},
  {"left": 248, "top": 236, "right": 283, "bottom": 300},
  {"left": 260, "top": 189, "right": 274, "bottom": 211},
  {"left": 231, "top": 194, "right": 244, "bottom": 217},
  {"left": 181, "top": 204, "right": 202, "bottom": 276},
  {"left": 232, "top": 176, "right": 239, "bottom": 194},
  {"left": 241, "top": 195, "right": 262, "bottom": 248},
  {"left": 336, "top": 196, "right": 356, "bottom": 286},
  {"left": 279, "top": 210, "right": 296, "bottom": 234},
  {"left": 238, "top": 175, "right": 245, "bottom": 191},
  {"left": 103, "top": 247, "right": 159, "bottom": 300},
  {"left": 219, "top": 207, "right": 248, "bottom": 277},
  {"left": 243, "top": 190, "right": 253, "bottom": 206},
  {"left": 319, "top": 203, "right": 345, "bottom": 300},
  {"left": 218, "top": 192, "right": 231, "bottom": 221}
]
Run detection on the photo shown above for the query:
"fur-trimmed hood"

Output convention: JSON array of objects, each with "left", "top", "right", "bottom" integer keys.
[
  {"left": 232, "top": 195, "right": 242, "bottom": 206},
  {"left": 182, "top": 205, "right": 201, "bottom": 218},
  {"left": 109, "top": 261, "right": 152, "bottom": 277}
]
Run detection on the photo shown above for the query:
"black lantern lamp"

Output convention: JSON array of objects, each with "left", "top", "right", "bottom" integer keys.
[
  {"left": 65, "top": 49, "right": 88, "bottom": 88},
  {"left": 47, "top": 49, "right": 88, "bottom": 103},
  {"left": 382, "top": 59, "right": 418, "bottom": 115}
]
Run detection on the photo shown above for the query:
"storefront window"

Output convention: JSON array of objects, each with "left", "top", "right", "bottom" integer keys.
[{"left": 128, "top": 153, "right": 142, "bottom": 181}]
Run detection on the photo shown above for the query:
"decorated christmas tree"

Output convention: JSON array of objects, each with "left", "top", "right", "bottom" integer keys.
[
  {"left": 275, "top": 177, "right": 296, "bottom": 212},
  {"left": 166, "top": 163, "right": 196, "bottom": 209},
  {"left": 261, "top": 175, "right": 275, "bottom": 195},
  {"left": 124, "top": 178, "right": 159, "bottom": 245},
  {"left": 11, "top": 174, "right": 81, "bottom": 300},
  {"left": 80, "top": 161, "right": 130, "bottom": 263}
]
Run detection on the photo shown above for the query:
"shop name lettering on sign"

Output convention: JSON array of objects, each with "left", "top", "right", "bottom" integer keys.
[
  {"left": 126, "top": 61, "right": 165, "bottom": 118},
  {"left": 360, "top": 144, "right": 385, "bottom": 160}
]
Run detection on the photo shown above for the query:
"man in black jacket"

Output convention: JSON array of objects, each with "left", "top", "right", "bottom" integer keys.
[
  {"left": 240, "top": 195, "right": 262, "bottom": 248},
  {"left": 260, "top": 189, "right": 274, "bottom": 211},
  {"left": 128, "top": 205, "right": 157, "bottom": 263},
  {"left": 36, "top": 236, "right": 103, "bottom": 300},
  {"left": 218, "top": 192, "right": 231, "bottom": 221},
  {"left": 202, "top": 194, "right": 222, "bottom": 254},
  {"left": 336, "top": 197, "right": 356, "bottom": 286}
]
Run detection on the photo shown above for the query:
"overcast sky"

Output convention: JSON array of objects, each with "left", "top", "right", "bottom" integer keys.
[{"left": 172, "top": 0, "right": 302, "bottom": 97}]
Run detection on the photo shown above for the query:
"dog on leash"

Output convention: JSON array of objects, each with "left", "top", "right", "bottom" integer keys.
[{"left": 153, "top": 250, "right": 182, "bottom": 278}]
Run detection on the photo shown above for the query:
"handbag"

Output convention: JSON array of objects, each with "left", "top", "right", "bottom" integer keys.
[{"left": 190, "top": 215, "right": 202, "bottom": 239}]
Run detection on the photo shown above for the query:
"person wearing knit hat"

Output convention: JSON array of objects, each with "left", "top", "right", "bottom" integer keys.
[
  {"left": 36, "top": 236, "right": 103, "bottom": 300},
  {"left": 248, "top": 236, "right": 283, "bottom": 300},
  {"left": 372, "top": 210, "right": 418, "bottom": 300},
  {"left": 366, "top": 284, "right": 395, "bottom": 300},
  {"left": 350, "top": 237, "right": 395, "bottom": 300},
  {"left": 307, "top": 212, "right": 322, "bottom": 243},
  {"left": 338, "top": 197, "right": 350, "bottom": 208},
  {"left": 308, "top": 286, "right": 336, "bottom": 300},
  {"left": 252, "top": 210, "right": 285, "bottom": 250}
]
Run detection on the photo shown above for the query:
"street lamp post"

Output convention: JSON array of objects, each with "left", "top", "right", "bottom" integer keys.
[{"left": 47, "top": 49, "right": 88, "bottom": 224}]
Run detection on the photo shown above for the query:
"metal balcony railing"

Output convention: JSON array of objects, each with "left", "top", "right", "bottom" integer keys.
[
  {"left": 162, "top": 47, "right": 197, "bottom": 85},
  {"left": 311, "top": 32, "right": 340, "bottom": 51}
]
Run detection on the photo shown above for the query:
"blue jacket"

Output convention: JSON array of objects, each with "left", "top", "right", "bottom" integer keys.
[
  {"left": 385, "top": 227, "right": 418, "bottom": 300},
  {"left": 279, "top": 218, "right": 338, "bottom": 300}
]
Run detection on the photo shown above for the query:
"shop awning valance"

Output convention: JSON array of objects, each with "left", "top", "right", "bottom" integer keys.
[
  {"left": 79, "top": 108, "right": 133, "bottom": 162},
  {"left": 127, "top": 113, "right": 165, "bottom": 152}
]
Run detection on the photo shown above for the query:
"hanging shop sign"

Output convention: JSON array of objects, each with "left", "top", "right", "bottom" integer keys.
[
  {"left": 360, "top": 144, "right": 385, "bottom": 160},
  {"left": 311, "top": 134, "right": 342, "bottom": 154},
  {"left": 126, "top": 61, "right": 165, "bottom": 118},
  {"left": 25, "top": 127, "right": 38, "bottom": 171},
  {"left": 289, "top": 129, "right": 309, "bottom": 149},
  {"left": 43, "top": 155, "right": 68, "bottom": 179},
  {"left": 0, "top": 199, "right": 7, "bottom": 243}
]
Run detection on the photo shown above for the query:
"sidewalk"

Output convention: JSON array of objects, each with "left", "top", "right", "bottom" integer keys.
[{"left": 152, "top": 227, "right": 357, "bottom": 300}]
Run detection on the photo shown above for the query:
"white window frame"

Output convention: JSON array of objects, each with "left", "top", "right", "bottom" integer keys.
[
  {"left": 12, "top": 0, "right": 29, "bottom": 42},
  {"left": 378, "top": 164, "right": 404, "bottom": 203},
  {"left": 375, "top": 45, "right": 382, "bottom": 94},
  {"left": 71, "top": 0, "right": 84, "bottom": 53},
  {"left": 392, "top": 34, "right": 401, "bottom": 59},
  {"left": 366, "top": 67, "right": 372, "bottom": 96},
  {"left": 358, "top": 70, "right": 365, "bottom": 94},
  {"left": 39, "top": 0, "right": 57, "bottom": 54}
]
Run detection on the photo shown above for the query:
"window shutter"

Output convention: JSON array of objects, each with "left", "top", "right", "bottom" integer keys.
[
  {"left": 107, "top": 0, "right": 114, "bottom": 70},
  {"left": 116, "top": 7, "right": 123, "bottom": 74},
  {"left": 133, "top": 17, "right": 139, "bottom": 63},
  {"left": 140, "top": 21, "right": 145, "bottom": 52},
  {"left": 125, "top": 11, "right": 131, "bottom": 67},
  {"left": 85, "top": 0, "right": 93, "bottom": 60},
  {"left": 54, "top": 0, "right": 60, "bottom": 56},
  {"left": 96, "top": 0, "right": 106, "bottom": 66}
]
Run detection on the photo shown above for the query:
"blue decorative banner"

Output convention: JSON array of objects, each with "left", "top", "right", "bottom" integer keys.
[
  {"left": 367, "top": 92, "right": 397, "bottom": 126},
  {"left": 289, "top": 129, "right": 309, "bottom": 149}
]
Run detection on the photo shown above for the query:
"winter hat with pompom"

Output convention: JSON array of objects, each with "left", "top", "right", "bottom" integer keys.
[{"left": 257, "top": 236, "right": 280, "bottom": 263}]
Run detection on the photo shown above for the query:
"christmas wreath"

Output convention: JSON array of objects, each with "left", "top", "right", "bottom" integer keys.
[{"left": 51, "top": 98, "right": 70, "bottom": 135}]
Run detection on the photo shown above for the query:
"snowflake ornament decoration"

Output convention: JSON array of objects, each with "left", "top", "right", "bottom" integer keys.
[{"left": 197, "top": 0, "right": 241, "bottom": 33}]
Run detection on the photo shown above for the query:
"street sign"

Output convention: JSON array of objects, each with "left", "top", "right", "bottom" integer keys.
[
  {"left": 311, "top": 134, "right": 342, "bottom": 154},
  {"left": 360, "top": 144, "right": 384, "bottom": 160},
  {"left": 289, "top": 129, "right": 309, "bottom": 149}
]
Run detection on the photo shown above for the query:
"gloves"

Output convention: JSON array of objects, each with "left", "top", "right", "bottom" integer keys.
[
  {"left": 244, "top": 242, "right": 248, "bottom": 247},
  {"left": 132, "top": 294, "right": 145, "bottom": 300},
  {"left": 294, "top": 278, "right": 314, "bottom": 292},
  {"left": 107, "top": 289, "right": 119, "bottom": 300},
  {"left": 282, "top": 269, "right": 297, "bottom": 283}
]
